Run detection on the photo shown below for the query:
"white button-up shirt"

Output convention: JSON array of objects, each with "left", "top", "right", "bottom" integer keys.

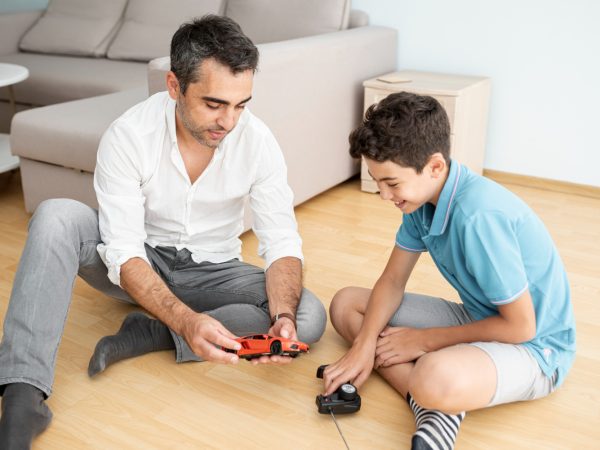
[{"left": 94, "top": 91, "right": 303, "bottom": 286}]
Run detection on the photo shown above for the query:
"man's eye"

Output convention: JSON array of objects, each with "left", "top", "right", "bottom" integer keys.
[
  {"left": 388, "top": 183, "right": 399, "bottom": 188},
  {"left": 206, "top": 103, "right": 220, "bottom": 110},
  {"left": 236, "top": 104, "right": 247, "bottom": 110}
]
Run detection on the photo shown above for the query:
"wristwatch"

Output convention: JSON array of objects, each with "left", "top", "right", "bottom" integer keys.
[{"left": 270, "top": 312, "right": 296, "bottom": 328}]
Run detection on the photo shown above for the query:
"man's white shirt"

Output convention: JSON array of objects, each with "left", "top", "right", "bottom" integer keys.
[{"left": 94, "top": 91, "right": 303, "bottom": 286}]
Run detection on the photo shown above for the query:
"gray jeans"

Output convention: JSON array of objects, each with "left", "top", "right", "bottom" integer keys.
[
  {"left": 389, "top": 293, "right": 555, "bottom": 406},
  {"left": 0, "top": 199, "right": 326, "bottom": 397}
]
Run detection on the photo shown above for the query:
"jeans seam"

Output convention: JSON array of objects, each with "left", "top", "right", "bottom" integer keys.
[
  {"left": 168, "top": 284, "right": 269, "bottom": 312},
  {"left": 47, "top": 276, "right": 78, "bottom": 382}
]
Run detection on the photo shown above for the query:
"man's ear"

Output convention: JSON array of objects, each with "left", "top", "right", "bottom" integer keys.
[
  {"left": 166, "top": 71, "right": 180, "bottom": 100},
  {"left": 428, "top": 153, "right": 447, "bottom": 178}
]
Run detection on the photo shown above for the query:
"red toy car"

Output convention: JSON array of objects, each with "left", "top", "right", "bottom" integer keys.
[{"left": 224, "top": 334, "right": 309, "bottom": 360}]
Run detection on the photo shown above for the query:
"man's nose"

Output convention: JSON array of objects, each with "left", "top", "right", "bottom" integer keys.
[{"left": 217, "top": 108, "right": 236, "bottom": 131}]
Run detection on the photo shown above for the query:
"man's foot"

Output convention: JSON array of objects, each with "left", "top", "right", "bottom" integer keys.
[
  {"left": 407, "top": 392, "right": 465, "bottom": 450},
  {"left": 0, "top": 383, "right": 53, "bottom": 449},
  {"left": 88, "top": 312, "right": 174, "bottom": 377}
]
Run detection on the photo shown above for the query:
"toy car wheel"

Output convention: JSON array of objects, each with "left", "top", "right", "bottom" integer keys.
[{"left": 270, "top": 340, "right": 282, "bottom": 355}]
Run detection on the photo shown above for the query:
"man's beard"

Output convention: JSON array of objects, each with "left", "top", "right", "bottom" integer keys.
[{"left": 177, "top": 95, "right": 226, "bottom": 149}]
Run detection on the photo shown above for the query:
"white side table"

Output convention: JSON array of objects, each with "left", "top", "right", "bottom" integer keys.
[{"left": 0, "top": 63, "right": 29, "bottom": 173}]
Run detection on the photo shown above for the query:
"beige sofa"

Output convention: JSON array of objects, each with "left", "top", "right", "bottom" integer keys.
[{"left": 1, "top": 0, "right": 397, "bottom": 212}]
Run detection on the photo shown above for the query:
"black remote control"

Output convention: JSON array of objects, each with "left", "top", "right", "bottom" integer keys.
[{"left": 315, "top": 364, "right": 361, "bottom": 414}]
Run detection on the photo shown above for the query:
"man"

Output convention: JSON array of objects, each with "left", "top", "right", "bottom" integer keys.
[{"left": 0, "top": 15, "right": 326, "bottom": 448}]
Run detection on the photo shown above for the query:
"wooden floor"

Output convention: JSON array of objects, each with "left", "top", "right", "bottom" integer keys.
[{"left": 0, "top": 170, "right": 599, "bottom": 449}]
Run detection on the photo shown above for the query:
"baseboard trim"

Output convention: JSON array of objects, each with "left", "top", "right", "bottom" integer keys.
[{"left": 483, "top": 169, "right": 600, "bottom": 199}]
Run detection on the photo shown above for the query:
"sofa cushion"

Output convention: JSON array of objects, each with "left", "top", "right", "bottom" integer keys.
[
  {"left": 19, "top": 0, "right": 128, "bottom": 57},
  {"left": 11, "top": 87, "right": 148, "bottom": 173},
  {"left": 0, "top": 53, "right": 147, "bottom": 105},
  {"left": 225, "top": 0, "right": 350, "bottom": 44},
  {"left": 107, "top": 0, "right": 225, "bottom": 62}
]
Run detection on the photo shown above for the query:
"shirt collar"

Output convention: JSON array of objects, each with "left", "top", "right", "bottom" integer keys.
[
  {"left": 166, "top": 96, "right": 178, "bottom": 145},
  {"left": 429, "top": 160, "right": 462, "bottom": 236}
]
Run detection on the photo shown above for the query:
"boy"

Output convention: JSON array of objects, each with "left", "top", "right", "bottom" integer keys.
[{"left": 322, "top": 92, "right": 575, "bottom": 450}]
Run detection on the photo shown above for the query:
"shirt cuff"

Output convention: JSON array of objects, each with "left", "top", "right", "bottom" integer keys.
[
  {"left": 395, "top": 242, "right": 427, "bottom": 253},
  {"left": 96, "top": 244, "right": 150, "bottom": 287},
  {"left": 263, "top": 245, "right": 304, "bottom": 271}
]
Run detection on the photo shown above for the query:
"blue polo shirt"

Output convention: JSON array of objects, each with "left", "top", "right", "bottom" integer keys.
[{"left": 395, "top": 161, "right": 575, "bottom": 387}]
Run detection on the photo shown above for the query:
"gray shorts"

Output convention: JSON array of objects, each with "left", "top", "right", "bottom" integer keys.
[{"left": 388, "top": 293, "right": 556, "bottom": 407}]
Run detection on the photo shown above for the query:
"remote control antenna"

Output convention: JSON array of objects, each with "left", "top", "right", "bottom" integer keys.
[{"left": 329, "top": 409, "right": 350, "bottom": 450}]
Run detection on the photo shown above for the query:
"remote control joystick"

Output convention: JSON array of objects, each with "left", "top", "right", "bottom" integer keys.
[
  {"left": 338, "top": 383, "right": 357, "bottom": 401},
  {"left": 315, "top": 365, "right": 361, "bottom": 414}
]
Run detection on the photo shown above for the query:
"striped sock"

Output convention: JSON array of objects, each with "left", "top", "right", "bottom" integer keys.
[{"left": 407, "top": 392, "right": 465, "bottom": 450}]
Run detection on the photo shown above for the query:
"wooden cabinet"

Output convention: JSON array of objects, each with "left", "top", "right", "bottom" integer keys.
[{"left": 360, "top": 70, "right": 491, "bottom": 193}]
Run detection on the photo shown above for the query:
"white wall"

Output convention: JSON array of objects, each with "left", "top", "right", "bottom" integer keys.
[{"left": 353, "top": 0, "right": 600, "bottom": 187}]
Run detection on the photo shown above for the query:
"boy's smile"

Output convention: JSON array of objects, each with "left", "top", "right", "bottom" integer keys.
[{"left": 365, "top": 155, "right": 449, "bottom": 214}]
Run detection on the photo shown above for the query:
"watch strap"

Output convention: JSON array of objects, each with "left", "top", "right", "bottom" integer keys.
[{"left": 270, "top": 312, "right": 296, "bottom": 327}]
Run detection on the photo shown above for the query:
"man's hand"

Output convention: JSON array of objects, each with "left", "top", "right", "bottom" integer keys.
[
  {"left": 269, "top": 316, "right": 297, "bottom": 340},
  {"left": 322, "top": 340, "right": 376, "bottom": 396},
  {"left": 375, "top": 326, "right": 426, "bottom": 368},
  {"left": 180, "top": 312, "right": 242, "bottom": 364},
  {"left": 250, "top": 317, "right": 297, "bottom": 366}
]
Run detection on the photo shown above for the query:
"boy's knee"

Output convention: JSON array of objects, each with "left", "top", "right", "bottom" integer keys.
[
  {"left": 409, "top": 353, "right": 461, "bottom": 411},
  {"left": 329, "top": 286, "right": 360, "bottom": 330},
  {"left": 296, "top": 289, "right": 326, "bottom": 344}
]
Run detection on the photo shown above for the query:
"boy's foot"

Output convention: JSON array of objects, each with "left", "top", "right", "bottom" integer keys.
[
  {"left": 407, "top": 392, "right": 465, "bottom": 450},
  {"left": 88, "top": 312, "right": 174, "bottom": 377},
  {"left": 0, "top": 383, "right": 53, "bottom": 449}
]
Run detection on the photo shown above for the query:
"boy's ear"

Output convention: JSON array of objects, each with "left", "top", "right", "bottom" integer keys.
[{"left": 428, "top": 153, "right": 447, "bottom": 178}]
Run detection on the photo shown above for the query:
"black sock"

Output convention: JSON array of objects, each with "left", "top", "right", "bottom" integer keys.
[
  {"left": 407, "top": 392, "right": 465, "bottom": 450},
  {"left": 88, "top": 312, "right": 174, "bottom": 377},
  {"left": 0, "top": 383, "right": 53, "bottom": 449}
]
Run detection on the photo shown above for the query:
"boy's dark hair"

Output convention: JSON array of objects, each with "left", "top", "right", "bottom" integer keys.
[
  {"left": 170, "top": 15, "right": 259, "bottom": 94},
  {"left": 349, "top": 92, "right": 451, "bottom": 173}
]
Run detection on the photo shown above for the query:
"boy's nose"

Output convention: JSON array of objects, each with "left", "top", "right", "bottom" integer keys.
[{"left": 379, "top": 189, "right": 393, "bottom": 201}]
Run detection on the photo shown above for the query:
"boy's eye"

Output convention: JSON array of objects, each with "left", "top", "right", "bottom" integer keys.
[{"left": 387, "top": 183, "right": 399, "bottom": 188}]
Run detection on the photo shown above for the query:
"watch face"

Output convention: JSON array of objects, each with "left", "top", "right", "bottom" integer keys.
[{"left": 341, "top": 384, "right": 356, "bottom": 394}]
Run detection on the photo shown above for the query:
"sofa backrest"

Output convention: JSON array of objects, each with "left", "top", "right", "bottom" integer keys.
[
  {"left": 224, "top": 0, "right": 350, "bottom": 44},
  {"left": 16, "top": 0, "right": 356, "bottom": 62},
  {"left": 106, "top": 0, "right": 225, "bottom": 62},
  {"left": 19, "top": 0, "right": 128, "bottom": 57}
]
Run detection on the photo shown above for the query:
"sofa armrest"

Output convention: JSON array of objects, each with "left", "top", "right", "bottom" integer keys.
[
  {"left": 148, "top": 56, "right": 170, "bottom": 95},
  {"left": 349, "top": 9, "right": 369, "bottom": 28},
  {"left": 0, "top": 10, "right": 43, "bottom": 55}
]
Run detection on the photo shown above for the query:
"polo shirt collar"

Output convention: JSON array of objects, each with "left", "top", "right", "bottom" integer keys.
[{"left": 429, "top": 160, "right": 462, "bottom": 236}]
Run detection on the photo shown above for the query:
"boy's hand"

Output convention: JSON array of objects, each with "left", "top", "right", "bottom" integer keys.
[
  {"left": 375, "top": 326, "right": 426, "bottom": 368},
  {"left": 322, "top": 340, "right": 376, "bottom": 396},
  {"left": 249, "top": 317, "right": 296, "bottom": 366},
  {"left": 181, "top": 312, "right": 241, "bottom": 364}
]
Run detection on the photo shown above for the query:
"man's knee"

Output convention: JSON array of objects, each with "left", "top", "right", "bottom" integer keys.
[
  {"left": 296, "top": 289, "right": 326, "bottom": 344},
  {"left": 30, "top": 199, "right": 97, "bottom": 236}
]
